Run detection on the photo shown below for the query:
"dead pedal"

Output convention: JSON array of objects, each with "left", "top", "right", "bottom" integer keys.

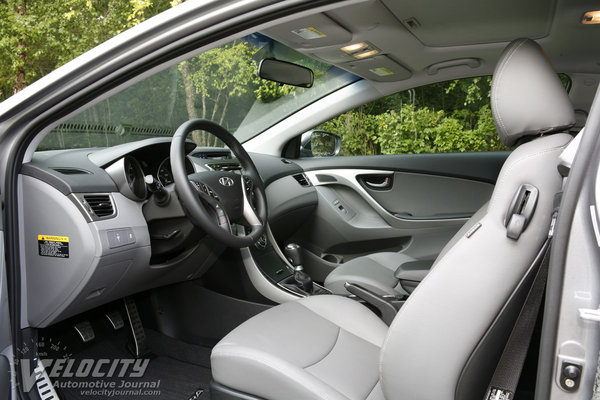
[{"left": 124, "top": 297, "right": 151, "bottom": 358}]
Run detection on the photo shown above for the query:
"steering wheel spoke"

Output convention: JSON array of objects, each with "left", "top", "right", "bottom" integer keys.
[
  {"left": 241, "top": 176, "right": 263, "bottom": 228},
  {"left": 171, "top": 119, "right": 267, "bottom": 248},
  {"left": 190, "top": 179, "right": 232, "bottom": 233}
]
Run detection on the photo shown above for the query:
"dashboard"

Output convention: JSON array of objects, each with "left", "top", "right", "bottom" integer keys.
[{"left": 19, "top": 137, "right": 317, "bottom": 328}]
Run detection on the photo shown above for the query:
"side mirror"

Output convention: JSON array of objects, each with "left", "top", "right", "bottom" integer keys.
[
  {"left": 258, "top": 58, "right": 314, "bottom": 88},
  {"left": 300, "top": 130, "right": 341, "bottom": 157}
]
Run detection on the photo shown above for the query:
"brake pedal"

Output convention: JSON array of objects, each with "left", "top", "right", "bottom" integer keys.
[
  {"left": 124, "top": 297, "right": 151, "bottom": 358},
  {"left": 73, "top": 321, "right": 95, "bottom": 343},
  {"left": 105, "top": 311, "right": 125, "bottom": 330}
]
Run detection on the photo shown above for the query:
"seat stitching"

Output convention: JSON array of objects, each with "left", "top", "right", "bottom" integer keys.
[
  {"left": 303, "top": 328, "right": 381, "bottom": 400},
  {"left": 488, "top": 140, "right": 568, "bottom": 211},
  {"left": 213, "top": 347, "right": 351, "bottom": 400},
  {"left": 364, "top": 379, "right": 380, "bottom": 400},
  {"left": 296, "top": 300, "right": 385, "bottom": 347},
  {"left": 491, "top": 39, "right": 526, "bottom": 139},
  {"left": 303, "top": 327, "right": 342, "bottom": 369}
]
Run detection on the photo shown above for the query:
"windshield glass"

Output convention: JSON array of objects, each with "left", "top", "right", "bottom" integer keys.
[{"left": 38, "top": 33, "right": 359, "bottom": 151}]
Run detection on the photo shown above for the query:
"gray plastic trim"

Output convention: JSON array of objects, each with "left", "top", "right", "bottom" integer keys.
[
  {"left": 105, "top": 157, "right": 147, "bottom": 201},
  {"left": 240, "top": 225, "right": 300, "bottom": 304},
  {"left": 306, "top": 169, "right": 471, "bottom": 229},
  {"left": 70, "top": 193, "right": 117, "bottom": 222}
]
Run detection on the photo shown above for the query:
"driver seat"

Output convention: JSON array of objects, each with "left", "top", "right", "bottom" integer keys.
[{"left": 210, "top": 38, "right": 574, "bottom": 400}]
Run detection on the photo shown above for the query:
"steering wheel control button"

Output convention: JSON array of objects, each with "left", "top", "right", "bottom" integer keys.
[{"left": 107, "top": 228, "right": 136, "bottom": 249}]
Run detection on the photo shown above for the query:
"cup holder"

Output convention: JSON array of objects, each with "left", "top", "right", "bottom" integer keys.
[{"left": 322, "top": 253, "right": 343, "bottom": 264}]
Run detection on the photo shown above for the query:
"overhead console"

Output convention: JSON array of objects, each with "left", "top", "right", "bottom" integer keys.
[{"left": 261, "top": 2, "right": 414, "bottom": 83}]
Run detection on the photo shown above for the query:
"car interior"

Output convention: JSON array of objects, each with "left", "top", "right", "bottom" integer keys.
[{"left": 3, "top": 0, "right": 600, "bottom": 399}]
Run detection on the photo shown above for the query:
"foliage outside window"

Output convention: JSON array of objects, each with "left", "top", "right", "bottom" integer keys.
[
  {"left": 318, "top": 77, "right": 508, "bottom": 155},
  {"left": 38, "top": 34, "right": 358, "bottom": 151},
  {"left": 317, "top": 73, "right": 571, "bottom": 156}
]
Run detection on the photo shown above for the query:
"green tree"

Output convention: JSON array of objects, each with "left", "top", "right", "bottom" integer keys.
[
  {"left": 179, "top": 40, "right": 261, "bottom": 145},
  {"left": 0, "top": 0, "right": 171, "bottom": 101},
  {"left": 318, "top": 77, "right": 508, "bottom": 156}
]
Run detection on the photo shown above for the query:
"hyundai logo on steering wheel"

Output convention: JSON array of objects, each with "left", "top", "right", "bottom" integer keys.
[{"left": 219, "top": 177, "right": 235, "bottom": 187}]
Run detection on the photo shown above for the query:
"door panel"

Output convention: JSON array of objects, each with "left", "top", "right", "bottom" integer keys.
[
  {"left": 292, "top": 152, "right": 508, "bottom": 281},
  {"left": 362, "top": 171, "right": 493, "bottom": 219}
]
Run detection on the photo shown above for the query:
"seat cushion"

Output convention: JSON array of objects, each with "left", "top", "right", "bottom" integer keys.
[
  {"left": 324, "top": 252, "right": 415, "bottom": 296},
  {"left": 324, "top": 202, "right": 490, "bottom": 297},
  {"left": 211, "top": 295, "right": 387, "bottom": 400}
]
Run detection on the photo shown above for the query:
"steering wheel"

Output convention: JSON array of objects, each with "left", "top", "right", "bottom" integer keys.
[{"left": 170, "top": 119, "right": 267, "bottom": 248}]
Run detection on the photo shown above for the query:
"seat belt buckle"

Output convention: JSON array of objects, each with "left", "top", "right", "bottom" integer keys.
[{"left": 485, "top": 387, "right": 514, "bottom": 400}]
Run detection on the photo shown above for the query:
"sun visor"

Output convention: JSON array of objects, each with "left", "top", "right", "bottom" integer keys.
[
  {"left": 381, "top": 0, "right": 555, "bottom": 46},
  {"left": 262, "top": 14, "right": 352, "bottom": 48},
  {"left": 342, "top": 56, "right": 412, "bottom": 82}
]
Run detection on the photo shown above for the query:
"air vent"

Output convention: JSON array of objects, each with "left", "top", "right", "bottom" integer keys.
[
  {"left": 293, "top": 173, "right": 312, "bottom": 187},
  {"left": 193, "top": 150, "right": 232, "bottom": 159},
  {"left": 52, "top": 167, "right": 90, "bottom": 175},
  {"left": 206, "top": 162, "right": 241, "bottom": 172},
  {"left": 83, "top": 194, "right": 115, "bottom": 218}
]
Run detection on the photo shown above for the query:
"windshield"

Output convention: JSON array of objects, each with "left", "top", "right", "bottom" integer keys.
[{"left": 38, "top": 33, "right": 359, "bottom": 151}]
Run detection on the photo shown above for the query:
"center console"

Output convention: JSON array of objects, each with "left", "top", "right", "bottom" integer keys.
[{"left": 245, "top": 228, "right": 330, "bottom": 299}]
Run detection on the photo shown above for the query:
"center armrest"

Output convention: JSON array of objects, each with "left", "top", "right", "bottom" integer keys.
[{"left": 394, "top": 260, "right": 434, "bottom": 293}]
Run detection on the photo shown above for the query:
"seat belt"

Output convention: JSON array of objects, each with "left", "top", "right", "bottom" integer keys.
[{"left": 484, "top": 195, "right": 560, "bottom": 400}]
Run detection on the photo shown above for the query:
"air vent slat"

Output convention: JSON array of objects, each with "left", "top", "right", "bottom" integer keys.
[
  {"left": 207, "top": 162, "right": 240, "bottom": 172},
  {"left": 293, "top": 173, "right": 312, "bottom": 187},
  {"left": 52, "top": 167, "right": 90, "bottom": 175},
  {"left": 83, "top": 194, "right": 114, "bottom": 218}
]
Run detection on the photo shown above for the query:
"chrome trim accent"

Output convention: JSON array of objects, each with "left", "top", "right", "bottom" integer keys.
[
  {"left": 219, "top": 176, "right": 235, "bottom": 187},
  {"left": 241, "top": 177, "right": 262, "bottom": 227},
  {"left": 70, "top": 193, "right": 117, "bottom": 222}
]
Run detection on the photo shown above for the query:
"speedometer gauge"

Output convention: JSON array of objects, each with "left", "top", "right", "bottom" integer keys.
[{"left": 157, "top": 158, "right": 174, "bottom": 185}]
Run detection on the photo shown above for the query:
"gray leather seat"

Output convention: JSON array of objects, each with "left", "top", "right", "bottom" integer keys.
[
  {"left": 211, "top": 38, "right": 574, "bottom": 400},
  {"left": 324, "top": 203, "right": 489, "bottom": 296}
]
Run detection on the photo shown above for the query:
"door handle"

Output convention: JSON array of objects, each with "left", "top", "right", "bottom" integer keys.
[{"left": 363, "top": 176, "right": 392, "bottom": 189}]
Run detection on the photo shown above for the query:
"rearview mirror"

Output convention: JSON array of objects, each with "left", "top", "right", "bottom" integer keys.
[
  {"left": 258, "top": 58, "right": 314, "bottom": 88},
  {"left": 300, "top": 130, "right": 341, "bottom": 157}
]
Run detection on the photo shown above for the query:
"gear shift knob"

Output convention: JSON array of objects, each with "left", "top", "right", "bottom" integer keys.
[
  {"left": 284, "top": 243, "right": 304, "bottom": 271},
  {"left": 284, "top": 243, "right": 313, "bottom": 293}
]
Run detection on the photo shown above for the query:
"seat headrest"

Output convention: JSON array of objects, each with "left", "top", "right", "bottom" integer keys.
[{"left": 491, "top": 38, "right": 574, "bottom": 147}]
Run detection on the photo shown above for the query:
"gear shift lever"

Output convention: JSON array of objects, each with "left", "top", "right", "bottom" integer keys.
[{"left": 284, "top": 243, "right": 313, "bottom": 293}]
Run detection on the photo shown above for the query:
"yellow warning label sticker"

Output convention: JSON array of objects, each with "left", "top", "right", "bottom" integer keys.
[
  {"left": 38, "top": 235, "right": 70, "bottom": 258},
  {"left": 38, "top": 235, "right": 69, "bottom": 242},
  {"left": 369, "top": 67, "right": 395, "bottom": 77},
  {"left": 306, "top": 27, "right": 326, "bottom": 37},
  {"left": 291, "top": 27, "right": 327, "bottom": 40}
]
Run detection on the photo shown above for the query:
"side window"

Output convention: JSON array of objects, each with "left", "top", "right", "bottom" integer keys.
[{"left": 308, "top": 76, "right": 508, "bottom": 156}]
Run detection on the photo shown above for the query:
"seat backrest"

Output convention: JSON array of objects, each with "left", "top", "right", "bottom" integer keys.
[{"left": 380, "top": 38, "right": 575, "bottom": 400}]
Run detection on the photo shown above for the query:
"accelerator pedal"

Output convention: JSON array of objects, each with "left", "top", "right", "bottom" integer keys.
[{"left": 124, "top": 297, "right": 151, "bottom": 358}]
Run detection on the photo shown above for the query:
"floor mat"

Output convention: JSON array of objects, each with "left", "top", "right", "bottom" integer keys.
[{"left": 48, "top": 329, "right": 212, "bottom": 400}]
